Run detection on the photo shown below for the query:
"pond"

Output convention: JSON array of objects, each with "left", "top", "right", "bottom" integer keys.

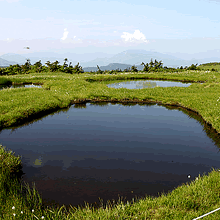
[
  {"left": 107, "top": 80, "right": 192, "bottom": 89},
  {"left": 0, "top": 102, "right": 219, "bottom": 209},
  {"left": 0, "top": 84, "right": 42, "bottom": 90}
]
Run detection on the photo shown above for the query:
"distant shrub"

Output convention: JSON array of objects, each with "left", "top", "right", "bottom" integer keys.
[
  {"left": 21, "top": 59, "right": 31, "bottom": 73},
  {"left": 45, "top": 60, "right": 60, "bottom": 72},
  {"left": 72, "top": 62, "right": 84, "bottom": 74},
  {"left": 33, "top": 60, "right": 43, "bottom": 73},
  {"left": 141, "top": 62, "right": 149, "bottom": 72},
  {"left": 131, "top": 65, "right": 138, "bottom": 72},
  {"left": 124, "top": 67, "right": 131, "bottom": 72},
  {"left": 108, "top": 70, "right": 114, "bottom": 74},
  {"left": 187, "top": 63, "right": 198, "bottom": 70},
  {"left": 96, "top": 65, "right": 103, "bottom": 74},
  {"left": 0, "top": 67, "right": 7, "bottom": 76},
  {"left": 141, "top": 59, "right": 163, "bottom": 72}
]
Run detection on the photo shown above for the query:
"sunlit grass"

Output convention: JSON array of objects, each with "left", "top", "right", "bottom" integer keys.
[
  {"left": 1, "top": 69, "right": 220, "bottom": 219},
  {"left": 199, "top": 62, "right": 220, "bottom": 72}
]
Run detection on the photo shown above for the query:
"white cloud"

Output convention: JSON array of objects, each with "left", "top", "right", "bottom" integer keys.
[
  {"left": 121, "top": 30, "right": 149, "bottom": 43},
  {"left": 61, "top": 28, "right": 69, "bottom": 41}
]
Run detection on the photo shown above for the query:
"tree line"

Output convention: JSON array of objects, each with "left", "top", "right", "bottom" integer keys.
[
  {"left": 0, "top": 58, "right": 202, "bottom": 76},
  {"left": 0, "top": 58, "right": 84, "bottom": 75}
]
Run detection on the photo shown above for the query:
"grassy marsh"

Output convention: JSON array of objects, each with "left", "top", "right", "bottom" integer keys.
[
  {"left": 0, "top": 77, "right": 12, "bottom": 86},
  {"left": 1, "top": 68, "right": 220, "bottom": 219}
]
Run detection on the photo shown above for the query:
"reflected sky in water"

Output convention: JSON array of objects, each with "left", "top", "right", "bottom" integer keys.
[
  {"left": 0, "top": 84, "right": 42, "bottom": 90},
  {"left": 0, "top": 102, "right": 219, "bottom": 208},
  {"left": 107, "top": 80, "right": 192, "bottom": 89}
]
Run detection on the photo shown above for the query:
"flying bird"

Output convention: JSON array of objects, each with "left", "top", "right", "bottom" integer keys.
[{"left": 24, "top": 47, "right": 30, "bottom": 49}]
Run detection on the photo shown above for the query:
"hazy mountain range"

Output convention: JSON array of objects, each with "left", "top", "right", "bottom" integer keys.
[
  {"left": 0, "top": 57, "right": 17, "bottom": 66},
  {"left": 0, "top": 49, "right": 220, "bottom": 71},
  {"left": 83, "top": 63, "right": 144, "bottom": 72}
]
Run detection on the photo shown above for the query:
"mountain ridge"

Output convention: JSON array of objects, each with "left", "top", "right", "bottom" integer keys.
[
  {"left": 1, "top": 49, "right": 220, "bottom": 70},
  {"left": 0, "top": 58, "right": 17, "bottom": 66}
]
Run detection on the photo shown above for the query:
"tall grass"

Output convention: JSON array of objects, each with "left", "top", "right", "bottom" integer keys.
[{"left": 0, "top": 77, "right": 12, "bottom": 85}]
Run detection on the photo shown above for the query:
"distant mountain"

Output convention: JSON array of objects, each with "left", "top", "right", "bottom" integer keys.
[
  {"left": 1, "top": 49, "right": 219, "bottom": 69},
  {"left": 0, "top": 53, "right": 27, "bottom": 64},
  {"left": 0, "top": 53, "right": 76, "bottom": 66},
  {"left": 83, "top": 63, "right": 143, "bottom": 72},
  {"left": 0, "top": 52, "right": 114, "bottom": 66},
  {"left": 0, "top": 57, "right": 17, "bottom": 66},
  {"left": 25, "top": 51, "right": 113, "bottom": 64},
  {"left": 103, "top": 50, "right": 189, "bottom": 67},
  {"left": 105, "top": 63, "right": 142, "bottom": 70},
  {"left": 80, "top": 50, "right": 193, "bottom": 68},
  {"left": 80, "top": 57, "right": 110, "bottom": 67},
  {"left": 0, "top": 49, "right": 190, "bottom": 68}
]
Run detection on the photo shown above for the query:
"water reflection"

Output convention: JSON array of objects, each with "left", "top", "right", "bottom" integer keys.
[
  {"left": 0, "top": 84, "right": 42, "bottom": 90},
  {"left": 107, "top": 80, "right": 192, "bottom": 89},
  {"left": 0, "top": 102, "right": 219, "bottom": 209}
]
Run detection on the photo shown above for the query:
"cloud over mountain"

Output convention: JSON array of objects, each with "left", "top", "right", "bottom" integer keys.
[{"left": 121, "top": 30, "right": 149, "bottom": 43}]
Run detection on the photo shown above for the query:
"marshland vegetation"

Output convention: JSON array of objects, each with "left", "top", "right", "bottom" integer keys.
[{"left": 0, "top": 59, "right": 220, "bottom": 219}]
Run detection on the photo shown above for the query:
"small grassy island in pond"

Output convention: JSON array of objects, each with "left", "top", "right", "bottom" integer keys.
[{"left": 0, "top": 60, "right": 220, "bottom": 219}]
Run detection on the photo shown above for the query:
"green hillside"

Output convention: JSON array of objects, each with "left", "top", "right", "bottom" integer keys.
[{"left": 198, "top": 62, "right": 220, "bottom": 71}]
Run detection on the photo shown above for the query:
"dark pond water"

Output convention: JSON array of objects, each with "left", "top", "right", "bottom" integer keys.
[
  {"left": 0, "top": 84, "right": 42, "bottom": 90},
  {"left": 0, "top": 102, "right": 220, "bottom": 209},
  {"left": 107, "top": 80, "right": 192, "bottom": 89}
]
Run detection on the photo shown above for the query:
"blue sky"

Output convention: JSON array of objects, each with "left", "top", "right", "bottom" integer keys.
[{"left": 1, "top": 0, "right": 220, "bottom": 57}]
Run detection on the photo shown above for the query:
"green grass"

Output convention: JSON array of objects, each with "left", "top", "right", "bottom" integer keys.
[
  {"left": 1, "top": 69, "right": 220, "bottom": 219},
  {"left": 198, "top": 62, "right": 220, "bottom": 72},
  {"left": 0, "top": 77, "right": 12, "bottom": 85}
]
